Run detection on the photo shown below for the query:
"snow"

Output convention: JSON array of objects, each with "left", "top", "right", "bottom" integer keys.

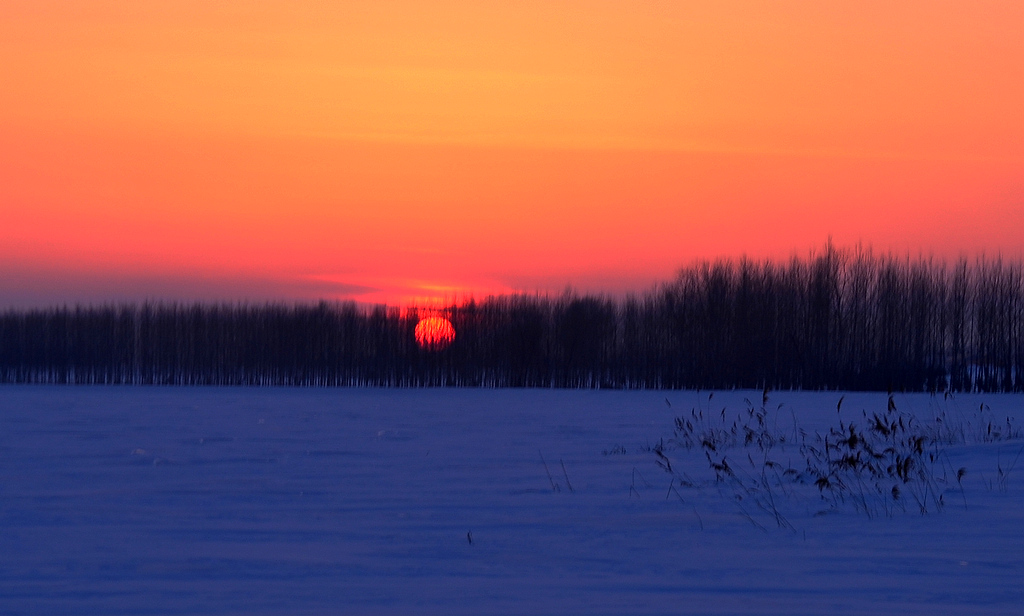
[{"left": 1, "top": 386, "right": 1022, "bottom": 614}]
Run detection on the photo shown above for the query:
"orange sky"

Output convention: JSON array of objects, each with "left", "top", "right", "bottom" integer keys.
[{"left": 2, "top": 1, "right": 1022, "bottom": 307}]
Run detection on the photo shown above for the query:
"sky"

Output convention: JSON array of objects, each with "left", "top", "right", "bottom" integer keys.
[{"left": 2, "top": 1, "right": 1022, "bottom": 307}]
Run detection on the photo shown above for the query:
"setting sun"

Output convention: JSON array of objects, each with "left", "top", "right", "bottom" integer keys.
[{"left": 414, "top": 316, "right": 456, "bottom": 351}]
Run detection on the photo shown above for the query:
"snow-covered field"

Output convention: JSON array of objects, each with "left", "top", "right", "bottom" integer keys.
[{"left": 1, "top": 386, "right": 1023, "bottom": 615}]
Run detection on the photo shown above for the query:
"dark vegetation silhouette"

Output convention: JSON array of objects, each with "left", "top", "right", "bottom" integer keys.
[{"left": 1, "top": 245, "right": 1022, "bottom": 391}]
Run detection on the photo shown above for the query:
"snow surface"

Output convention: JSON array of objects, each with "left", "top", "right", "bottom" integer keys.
[{"left": 1, "top": 386, "right": 1023, "bottom": 615}]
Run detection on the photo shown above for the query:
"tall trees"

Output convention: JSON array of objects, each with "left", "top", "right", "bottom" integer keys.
[{"left": 2, "top": 247, "right": 1022, "bottom": 391}]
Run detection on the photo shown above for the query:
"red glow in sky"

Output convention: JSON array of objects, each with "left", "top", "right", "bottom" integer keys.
[{"left": 2, "top": 2, "right": 1022, "bottom": 307}]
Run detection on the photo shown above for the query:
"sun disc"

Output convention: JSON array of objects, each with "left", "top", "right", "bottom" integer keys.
[{"left": 415, "top": 316, "right": 455, "bottom": 350}]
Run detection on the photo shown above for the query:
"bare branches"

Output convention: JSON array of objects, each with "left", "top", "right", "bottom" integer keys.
[{"left": 1, "top": 245, "right": 1021, "bottom": 391}]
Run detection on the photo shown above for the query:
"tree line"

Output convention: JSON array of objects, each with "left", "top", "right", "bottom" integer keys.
[{"left": 1, "top": 245, "right": 1022, "bottom": 391}]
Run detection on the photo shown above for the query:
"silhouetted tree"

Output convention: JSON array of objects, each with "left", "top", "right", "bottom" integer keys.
[{"left": 2, "top": 245, "right": 1023, "bottom": 391}]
